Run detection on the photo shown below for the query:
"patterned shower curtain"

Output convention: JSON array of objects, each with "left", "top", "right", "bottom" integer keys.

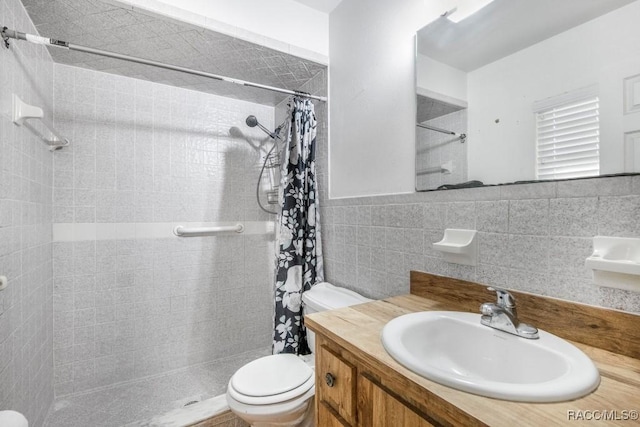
[{"left": 272, "top": 97, "right": 324, "bottom": 355}]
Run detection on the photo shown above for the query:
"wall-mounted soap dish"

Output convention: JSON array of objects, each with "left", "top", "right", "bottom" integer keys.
[
  {"left": 585, "top": 236, "right": 640, "bottom": 292},
  {"left": 433, "top": 229, "right": 477, "bottom": 266}
]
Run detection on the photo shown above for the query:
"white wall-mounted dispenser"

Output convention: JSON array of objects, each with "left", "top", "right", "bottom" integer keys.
[
  {"left": 433, "top": 229, "right": 477, "bottom": 266},
  {"left": 585, "top": 236, "right": 640, "bottom": 292}
]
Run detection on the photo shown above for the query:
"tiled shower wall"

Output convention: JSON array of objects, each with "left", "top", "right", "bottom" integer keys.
[
  {"left": 416, "top": 110, "right": 468, "bottom": 190},
  {"left": 51, "top": 63, "right": 276, "bottom": 396},
  {"left": 321, "top": 177, "right": 640, "bottom": 314},
  {"left": 0, "top": 0, "right": 55, "bottom": 424}
]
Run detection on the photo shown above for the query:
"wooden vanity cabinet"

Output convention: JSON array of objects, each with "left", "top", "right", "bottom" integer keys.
[
  {"left": 308, "top": 272, "right": 640, "bottom": 427},
  {"left": 358, "top": 375, "right": 435, "bottom": 427},
  {"left": 315, "top": 335, "right": 437, "bottom": 427}
]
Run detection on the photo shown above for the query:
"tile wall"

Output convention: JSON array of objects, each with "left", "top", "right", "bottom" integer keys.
[
  {"left": 50, "top": 63, "right": 276, "bottom": 396},
  {"left": 321, "top": 177, "right": 640, "bottom": 314},
  {"left": 0, "top": 0, "right": 55, "bottom": 424}
]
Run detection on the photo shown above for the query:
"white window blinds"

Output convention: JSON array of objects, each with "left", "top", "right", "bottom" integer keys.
[{"left": 534, "top": 92, "right": 600, "bottom": 180}]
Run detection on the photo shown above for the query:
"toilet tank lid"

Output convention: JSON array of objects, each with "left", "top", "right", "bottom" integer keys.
[{"left": 302, "top": 282, "right": 372, "bottom": 312}]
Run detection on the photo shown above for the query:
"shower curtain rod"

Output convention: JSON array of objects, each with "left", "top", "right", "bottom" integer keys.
[
  {"left": 1, "top": 27, "right": 328, "bottom": 102},
  {"left": 417, "top": 122, "right": 466, "bottom": 142}
]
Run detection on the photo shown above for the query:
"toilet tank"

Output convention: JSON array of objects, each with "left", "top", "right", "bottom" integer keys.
[{"left": 302, "top": 282, "right": 372, "bottom": 352}]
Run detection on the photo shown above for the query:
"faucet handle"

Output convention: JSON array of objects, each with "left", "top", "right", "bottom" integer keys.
[{"left": 486, "top": 287, "right": 516, "bottom": 308}]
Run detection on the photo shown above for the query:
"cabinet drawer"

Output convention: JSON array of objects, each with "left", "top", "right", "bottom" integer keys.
[{"left": 317, "top": 345, "right": 356, "bottom": 425}]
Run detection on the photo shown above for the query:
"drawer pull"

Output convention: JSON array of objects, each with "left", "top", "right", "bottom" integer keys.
[{"left": 325, "top": 372, "right": 335, "bottom": 387}]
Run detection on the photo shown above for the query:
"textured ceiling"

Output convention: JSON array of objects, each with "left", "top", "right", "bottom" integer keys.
[{"left": 20, "top": 0, "right": 326, "bottom": 105}]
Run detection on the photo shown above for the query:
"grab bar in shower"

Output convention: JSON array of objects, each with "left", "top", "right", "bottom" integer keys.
[
  {"left": 417, "top": 122, "right": 466, "bottom": 142},
  {"left": 417, "top": 166, "right": 449, "bottom": 176},
  {"left": 173, "top": 224, "right": 245, "bottom": 237},
  {"left": 417, "top": 161, "right": 452, "bottom": 176}
]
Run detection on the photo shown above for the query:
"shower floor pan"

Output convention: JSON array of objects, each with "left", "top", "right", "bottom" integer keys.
[{"left": 44, "top": 348, "right": 269, "bottom": 427}]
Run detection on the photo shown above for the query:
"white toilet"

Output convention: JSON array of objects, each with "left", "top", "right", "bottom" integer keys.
[{"left": 226, "top": 282, "right": 372, "bottom": 427}]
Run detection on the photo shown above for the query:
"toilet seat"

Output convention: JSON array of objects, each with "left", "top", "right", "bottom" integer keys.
[{"left": 228, "top": 354, "right": 315, "bottom": 406}]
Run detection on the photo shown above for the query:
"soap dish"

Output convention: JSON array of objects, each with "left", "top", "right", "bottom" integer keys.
[
  {"left": 585, "top": 236, "right": 640, "bottom": 292},
  {"left": 433, "top": 229, "right": 477, "bottom": 266}
]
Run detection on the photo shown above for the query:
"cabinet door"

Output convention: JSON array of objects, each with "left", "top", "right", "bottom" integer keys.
[
  {"left": 317, "top": 345, "right": 357, "bottom": 425},
  {"left": 318, "top": 401, "right": 352, "bottom": 427},
  {"left": 358, "top": 375, "right": 436, "bottom": 427}
]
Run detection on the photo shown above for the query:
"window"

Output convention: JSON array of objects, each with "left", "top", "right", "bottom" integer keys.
[{"left": 534, "top": 88, "right": 600, "bottom": 180}]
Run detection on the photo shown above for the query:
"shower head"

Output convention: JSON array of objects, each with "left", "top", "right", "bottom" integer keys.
[
  {"left": 246, "top": 115, "right": 259, "bottom": 128},
  {"left": 245, "top": 115, "right": 282, "bottom": 140}
]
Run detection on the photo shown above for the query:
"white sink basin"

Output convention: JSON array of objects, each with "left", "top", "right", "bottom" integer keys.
[{"left": 381, "top": 311, "right": 600, "bottom": 402}]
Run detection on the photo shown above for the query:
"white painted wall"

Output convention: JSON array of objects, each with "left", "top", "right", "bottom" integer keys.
[
  {"left": 467, "top": 1, "right": 640, "bottom": 183},
  {"left": 329, "top": 0, "right": 454, "bottom": 198},
  {"left": 117, "top": 0, "right": 329, "bottom": 62},
  {"left": 329, "top": 0, "right": 640, "bottom": 197},
  {"left": 417, "top": 54, "right": 468, "bottom": 104}
]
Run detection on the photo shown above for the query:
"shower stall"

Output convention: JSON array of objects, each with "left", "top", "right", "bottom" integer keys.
[
  {"left": 0, "top": 0, "right": 327, "bottom": 426},
  {"left": 43, "top": 65, "right": 280, "bottom": 427}
]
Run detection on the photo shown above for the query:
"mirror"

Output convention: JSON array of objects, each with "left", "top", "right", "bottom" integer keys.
[{"left": 416, "top": 0, "right": 640, "bottom": 191}]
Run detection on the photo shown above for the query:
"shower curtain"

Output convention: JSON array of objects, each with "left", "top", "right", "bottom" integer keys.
[{"left": 273, "top": 97, "right": 324, "bottom": 355}]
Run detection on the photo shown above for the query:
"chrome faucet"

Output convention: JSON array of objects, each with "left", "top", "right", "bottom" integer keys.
[{"left": 480, "top": 287, "right": 539, "bottom": 339}]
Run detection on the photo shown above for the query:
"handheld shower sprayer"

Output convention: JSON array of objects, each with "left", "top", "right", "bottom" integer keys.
[
  {"left": 245, "top": 115, "right": 259, "bottom": 127},
  {"left": 245, "top": 115, "right": 286, "bottom": 215},
  {"left": 245, "top": 115, "right": 282, "bottom": 140},
  {"left": 246, "top": 115, "right": 271, "bottom": 138}
]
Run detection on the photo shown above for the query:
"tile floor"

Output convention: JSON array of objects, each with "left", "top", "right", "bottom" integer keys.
[{"left": 44, "top": 348, "right": 270, "bottom": 427}]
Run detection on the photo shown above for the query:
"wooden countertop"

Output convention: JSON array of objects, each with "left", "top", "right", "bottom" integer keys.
[{"left": 305, "top": 273, "right": 640, "bottom": 427}]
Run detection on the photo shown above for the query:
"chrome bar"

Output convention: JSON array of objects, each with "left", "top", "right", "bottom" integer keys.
[
  {"left": 173, "top": 224, "right": 245, "bottom": 237},
  {"left": 22, "top": 121, "right": 70, "bottom": 151},
  {"left": 417, "top": 123, "right": 466, "bottom": 142},
  {"left": 12, "top": 94, "right": 70, "bottom": 151},
  {"left": 1, "top": 28, "right": 328, "bottom": 102}
]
